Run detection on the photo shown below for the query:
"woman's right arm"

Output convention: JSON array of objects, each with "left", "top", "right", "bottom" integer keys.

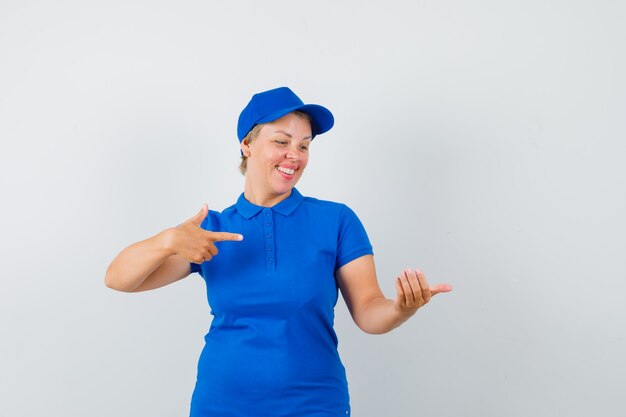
[
  {"left": 104, "top": 228, "right": 188, "bottom": 292},
  {"left": 104, "top": 204, "right": 243, "bottom": 293}
]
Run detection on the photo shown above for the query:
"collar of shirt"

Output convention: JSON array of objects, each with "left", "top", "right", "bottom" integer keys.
[{"left": 235, "top": 187, "right": 305, "bottom": 219}]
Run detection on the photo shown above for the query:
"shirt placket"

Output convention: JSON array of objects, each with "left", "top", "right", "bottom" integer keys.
[{"left": 262, "top": 208, "right": 276, "bottom": 272}]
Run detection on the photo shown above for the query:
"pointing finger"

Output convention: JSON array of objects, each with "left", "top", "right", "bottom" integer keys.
[{"left": 207, "top": 231, "right": 244, "bottom": 242}]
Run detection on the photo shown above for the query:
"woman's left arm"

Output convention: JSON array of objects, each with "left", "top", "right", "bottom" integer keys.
[{"left": 335, "top": 255, "right": 452, "bottom": 334}]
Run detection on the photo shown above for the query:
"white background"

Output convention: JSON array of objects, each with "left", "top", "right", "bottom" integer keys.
[{"left": 1, "top": 1, "right": 625, "bottom": 416}]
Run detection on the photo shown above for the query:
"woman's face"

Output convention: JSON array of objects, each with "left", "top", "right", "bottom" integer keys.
[{"left": 242, "top": 112, "right": 312, "bottom": 199}]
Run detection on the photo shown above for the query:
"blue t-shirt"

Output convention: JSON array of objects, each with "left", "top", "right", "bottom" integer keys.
[{"left": 188, "top": 188, "right": 373, "bottom": 417}]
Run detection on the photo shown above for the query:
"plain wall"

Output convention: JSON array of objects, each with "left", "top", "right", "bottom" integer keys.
[{"left": 1, "top": 1, "right": 625, "bottom": 416}]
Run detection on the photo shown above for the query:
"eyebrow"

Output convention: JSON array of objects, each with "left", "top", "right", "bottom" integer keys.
[{"left": 274, "top": 130, "right": 312, "bottom": 141}]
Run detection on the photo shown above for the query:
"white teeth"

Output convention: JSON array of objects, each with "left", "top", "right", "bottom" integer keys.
[{"left": 277, "top": 167, "right": 295, "bottom": 175}]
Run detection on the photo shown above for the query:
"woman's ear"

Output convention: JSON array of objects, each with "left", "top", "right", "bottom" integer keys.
[{"left": 241, "top": 140, "right": 250, "bottom": 157}]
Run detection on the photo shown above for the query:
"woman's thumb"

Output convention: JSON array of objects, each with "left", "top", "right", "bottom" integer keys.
[{"left": 189, "top": 203, "right": 208, "bottom": 226}]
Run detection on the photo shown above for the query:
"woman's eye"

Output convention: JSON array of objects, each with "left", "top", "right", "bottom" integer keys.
[
  {"left": 300, "top": 146, "right": 308, "bottom": 151},
  {"left": 275, "top": 140, "right": 287, "bottom": 145}
]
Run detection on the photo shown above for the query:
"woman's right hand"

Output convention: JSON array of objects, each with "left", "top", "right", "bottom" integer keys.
[{"left": 164, "top": 204, "right": 243, "bottom": 264}]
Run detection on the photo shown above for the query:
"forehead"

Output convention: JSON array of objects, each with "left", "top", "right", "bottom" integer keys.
[{"left": 261, "top": 112, "right": 312, "bottom": 139}]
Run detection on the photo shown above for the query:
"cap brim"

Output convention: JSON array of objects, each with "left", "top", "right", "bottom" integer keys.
[{"left": 256, "top": 104, "right": 334, "bottom": 138}]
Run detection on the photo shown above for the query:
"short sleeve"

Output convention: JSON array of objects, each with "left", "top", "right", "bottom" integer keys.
[{"left": 335, "top": 205, "right": 374, "bottom": 270}]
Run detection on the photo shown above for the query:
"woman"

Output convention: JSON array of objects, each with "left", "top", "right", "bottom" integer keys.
[{"left": 105, "top": 87, "right": 452, "bottom": 417}]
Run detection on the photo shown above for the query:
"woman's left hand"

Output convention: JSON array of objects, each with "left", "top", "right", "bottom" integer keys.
[{"left": 394, "top": 269, "right": 453, "bottom": 316}]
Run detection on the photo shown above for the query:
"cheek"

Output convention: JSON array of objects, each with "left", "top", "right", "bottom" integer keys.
[
  {"left": 258, "top": 150, "right": 278, "bottom": 167},
  {"left": 299, "top": 156, "right": 309, "bottom": 172},
  {"left": 269, "top": 148, "right": 284, "bottom": 162}
]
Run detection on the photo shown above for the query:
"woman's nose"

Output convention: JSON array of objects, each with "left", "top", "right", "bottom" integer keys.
[{"left": 285, "top": 148, "right": 299, "bottom": 160}]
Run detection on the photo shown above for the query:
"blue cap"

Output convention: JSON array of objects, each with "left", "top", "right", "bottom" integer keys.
[{"left": 237, "top": 87, "right": 334, "bottom": 142}]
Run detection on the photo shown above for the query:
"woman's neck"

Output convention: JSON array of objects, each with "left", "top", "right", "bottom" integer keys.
[{"left": 243, "top": 181, "right": 292, "bottom": 207}]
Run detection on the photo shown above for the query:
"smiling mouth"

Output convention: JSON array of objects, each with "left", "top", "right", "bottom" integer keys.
[{"left": 276, "top": 166, "right": 297, "bottom": 175}]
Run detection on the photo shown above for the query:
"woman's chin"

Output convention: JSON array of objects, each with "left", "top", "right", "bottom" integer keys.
[
  {"left": 271, "top": 183, "right": 296, "bottom": 196},
  {"left": 271, "top": 173, "right": 300, "bottom": 193}
]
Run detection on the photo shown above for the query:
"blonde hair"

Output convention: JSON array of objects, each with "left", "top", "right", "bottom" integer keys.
[{"left": 239, "top": 111, "right": 312, "bottom": 175}]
